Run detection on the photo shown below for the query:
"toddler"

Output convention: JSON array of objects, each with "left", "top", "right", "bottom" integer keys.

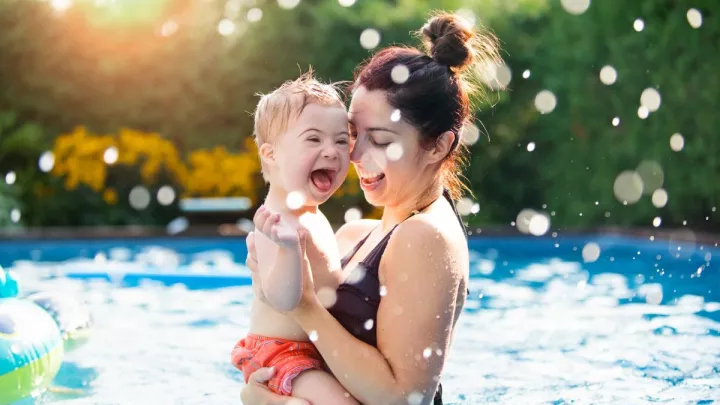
[{"left": 231, "top": 71, "right": 358, "bottom": 405}]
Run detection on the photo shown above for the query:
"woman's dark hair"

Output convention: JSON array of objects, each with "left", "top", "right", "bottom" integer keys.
[{"left": 351, "top": 12, "right": 501, "bottom": 201}]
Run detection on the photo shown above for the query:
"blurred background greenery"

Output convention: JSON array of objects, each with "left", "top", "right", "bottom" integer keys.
[{"left": 0, "top": 0, "right": 716, "bottom": 233}]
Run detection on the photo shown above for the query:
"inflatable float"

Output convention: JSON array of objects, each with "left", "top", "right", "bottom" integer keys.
[{"left": 0, "top": 268, "right": 92, "bottom": 405}]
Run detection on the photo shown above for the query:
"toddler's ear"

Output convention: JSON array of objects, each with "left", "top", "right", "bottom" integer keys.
[{"left": 258, "top": 143, "right": 275, "bottom": 165}]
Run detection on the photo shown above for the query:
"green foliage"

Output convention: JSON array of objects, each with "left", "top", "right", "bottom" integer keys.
[
  {"left": 467, "top": 0, "right": 719, "bottom": 230},
  {"left": 0, "top": 0, "right": 717, "bottom": 229}
]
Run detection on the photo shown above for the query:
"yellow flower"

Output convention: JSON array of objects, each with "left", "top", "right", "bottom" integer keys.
[{"left": 50, "top": 126, "right": 263, "bottom": 203}]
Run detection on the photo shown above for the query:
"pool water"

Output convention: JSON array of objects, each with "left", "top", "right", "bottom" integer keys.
[{"left": 2, "top": 234, "right": 719, "bottom": 405}]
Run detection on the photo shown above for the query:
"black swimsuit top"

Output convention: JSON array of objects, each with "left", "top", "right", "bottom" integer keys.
[{"left": 328, "top": 189, "right": 468, "bottom": 405}]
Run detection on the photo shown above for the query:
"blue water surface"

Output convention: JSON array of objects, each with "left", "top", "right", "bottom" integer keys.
[{"left": 2, "top": 234, "right": 719, "bottom": 404}]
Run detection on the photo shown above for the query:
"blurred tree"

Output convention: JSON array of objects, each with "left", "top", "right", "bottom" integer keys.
[
  {"left": 467, "top": 0, "right": 719, "bottom": 231},
  {"left": 0, "top": 0, "right": 717, "bottom": 230}
]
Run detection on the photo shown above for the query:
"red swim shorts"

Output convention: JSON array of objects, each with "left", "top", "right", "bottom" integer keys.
[{"left": 230, "top": 333, "right": 324, "bottom": 395}]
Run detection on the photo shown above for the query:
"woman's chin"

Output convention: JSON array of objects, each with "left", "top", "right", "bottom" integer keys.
[{"left": 361, "top": 189, "right": 386, "bottom": 208}]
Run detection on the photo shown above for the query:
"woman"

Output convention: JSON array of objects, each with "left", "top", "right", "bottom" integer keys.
[{"left": 241, "top": 12, "right": 501, "bottom": 405}]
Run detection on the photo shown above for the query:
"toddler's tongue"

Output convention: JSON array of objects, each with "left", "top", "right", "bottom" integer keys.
[{"left": 311, "top": 170, "right": 333, "bottom": 193}]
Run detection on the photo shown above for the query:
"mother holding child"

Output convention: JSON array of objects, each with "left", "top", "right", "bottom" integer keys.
[{"left": 232, "top": 11, "right": 501, "bottom": 405}]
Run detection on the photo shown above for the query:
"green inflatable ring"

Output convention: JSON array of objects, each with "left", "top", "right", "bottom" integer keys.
[{"left": 0, "top": 298, "right": 64, "bottom": 405}]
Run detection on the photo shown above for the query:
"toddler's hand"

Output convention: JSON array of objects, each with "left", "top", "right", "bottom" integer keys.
[{"left": 253, "top": 205, "right": 300, "bottom": 249}]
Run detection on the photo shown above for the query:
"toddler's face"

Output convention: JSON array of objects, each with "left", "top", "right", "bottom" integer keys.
[{"left": 273, "top": 103, "right": 350, "bottom": 206}]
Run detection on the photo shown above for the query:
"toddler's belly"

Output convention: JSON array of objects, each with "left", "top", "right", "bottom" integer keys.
[{"left": 248, "top": 299, "right": 308, "bottom": 341}]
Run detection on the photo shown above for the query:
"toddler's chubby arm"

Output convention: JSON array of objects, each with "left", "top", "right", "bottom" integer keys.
[{"left": 252, "top": 205, "right": 304, "bottom": 312}]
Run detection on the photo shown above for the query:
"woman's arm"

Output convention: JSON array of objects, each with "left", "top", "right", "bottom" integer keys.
[
  {"left": 292, "top": 219, "right": 463, "bottom": 405},
  {"left": 240, "top": 367, "right": 309, "bottom": 405}
]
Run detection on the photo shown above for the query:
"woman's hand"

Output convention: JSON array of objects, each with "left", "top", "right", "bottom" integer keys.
[{"left": 240, "top": 367, "right": 309, "bottom": 405}]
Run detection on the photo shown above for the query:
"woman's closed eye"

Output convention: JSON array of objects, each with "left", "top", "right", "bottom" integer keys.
[{"left": 370, "top": 137, "right": 390, "bottom": 147}]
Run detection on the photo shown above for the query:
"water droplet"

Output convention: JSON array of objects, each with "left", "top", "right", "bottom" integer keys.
[
  {"left": 364, "top": 319, "right": 374, "bottom": 330},
  {"left": 534, "top": 90, "right": 557, "bottom": 114},
  {"left": 360, "top": 28, "right": 381, "bottom": 49},
  {"left": 390, "top": 109, "right": 402, "bottom": 122},
  {"left": 599, "top": 65, "right": 617, "bottom": 85},
  {"left": 479, "top": 62, "right": 512, "bottom": 90},
  {"left": 218, "top": 19, "right": 235, "bottom": 36},
  {"left": 308, "top": 330, "right": 319, "bottom": 341},
  {"left": 582, "top": 242, "right": 601, "bottom": 262},
  {"left": 653, "top": 217, "right": 662, "bottom": 227},
  {"left": 344, "top": 207, "right": 362, "bottom": 223},
  {"left": 636, "top": 160, "right": 664, "bottom": 194},
  {"left": 651, "top": 189, "right": 668, "bottom": 208},
  {"left": 168, "top": 217, "right": 189, "bottom": 235},
  {"left": 457, "top": 198, "right": 474, "bottom": 216},
  {"left": 386, "top": 143, "right": 404, "bottom": 161},
  {"left": 528, "top": 213, "right": 550, "bottom": 236},
  {"left": 687, "top": 8, "right": 702, "bottom": 28},
  {"left": 454, "top": 8, "right": 476, "bottom": 27},
  {"left": 391, "top": 65, "right": 409, "bottom": 84},
  {"left": 379, "top": 285, "right": 387, "bottom": 296},
  {"left": 459, "top": 122, "right": 480, "bottom": 145},
  {"left": 637, "top": 106, "right": 649, "bottom": 119},
  {"left": 286, "top": 190, "right": 306, "bottom": 210},
  {"left": 634, "top": 18, "right": 645, "bottom": 32},
  {"left": 38, "top": 151, "right": 55, "bottom": 172},
  {"left": 160, "top": 20, "right": 178, "bottom": 36},
  {"left": 527, "top": 142, "right": 536, "bottom": 152},
  {"left": 612, "top": 117, "right": 620, "bottom": 126},
  {"left": 317, "top": 287, "right": 338, "bottom": 308},
  {"left": 422, "top": 347, "right": 432, "bottom": 359},
  {"left": 278, "top": 0, "right": 300, "bottom": 9},
  {"left": 641, "top": 284, "right": 663, "bottom": 305},
  {"left": 104, "top": 146, "right": 119, "bottom": 164},
  {"left": 407, "top": 391, "right": 424, "bottom": 405},
  {"left": 640, "top": 88, "right": 662, "bottom": 112},
  {"left": 670, "top": 133, "right": 684, "bottom": 151},
  {"left": 129, "top": 186, "right": 151, "bottom": 210},
  {"left": 247, "top": 8, "right": 263, "bottom": 22},
  {"left": 157, "top": 186, "right": 176, "bottom": 206},
  {"left": 561, "top": 0, "right": 590, "bottom": 15},
  {"left": 4, "top": 171, "right": 16, "bottom": 185},
  {"left": 9, "top": 209, "right": 20, "bottom": 223},
  {"left": 613, "top": 171, "right": 643, "bottom": 204},
  {"left": 345, "top": 265, "right": 367, "bottom": 284}
]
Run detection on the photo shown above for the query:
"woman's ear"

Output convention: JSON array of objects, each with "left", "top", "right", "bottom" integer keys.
[
  {"left": 427, "top": 131, "right": 456, "bottom": 164},
  {"left": 259, "top": 143, "right": 275, "bottom": 166}
]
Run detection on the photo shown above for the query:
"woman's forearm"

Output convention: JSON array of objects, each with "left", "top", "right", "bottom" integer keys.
[{"left": 293, "top": 299, "right": 409, "bottom": 405}]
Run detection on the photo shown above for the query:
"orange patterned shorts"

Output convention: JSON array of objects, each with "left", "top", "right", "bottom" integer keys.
[{"left": 230, "top": 334, "right": 324, "bottom": 395}]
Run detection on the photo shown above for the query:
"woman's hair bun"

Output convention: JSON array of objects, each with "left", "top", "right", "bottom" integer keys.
[{"left": 421, "top": 13, "right": 474, "bottom": 70}]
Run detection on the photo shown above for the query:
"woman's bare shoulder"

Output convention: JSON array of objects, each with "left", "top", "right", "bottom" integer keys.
[{"left": 384, "top": 213, "right": 469, "bottom": 279}]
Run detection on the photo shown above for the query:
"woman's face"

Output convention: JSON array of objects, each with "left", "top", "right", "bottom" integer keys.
[{"left": 348, "top": 86, "right": 433, "bottom": 208}]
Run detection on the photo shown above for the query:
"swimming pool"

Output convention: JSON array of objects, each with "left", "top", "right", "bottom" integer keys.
[{"left": 2, "top": 233, "right": 719, "bottom": 404}]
